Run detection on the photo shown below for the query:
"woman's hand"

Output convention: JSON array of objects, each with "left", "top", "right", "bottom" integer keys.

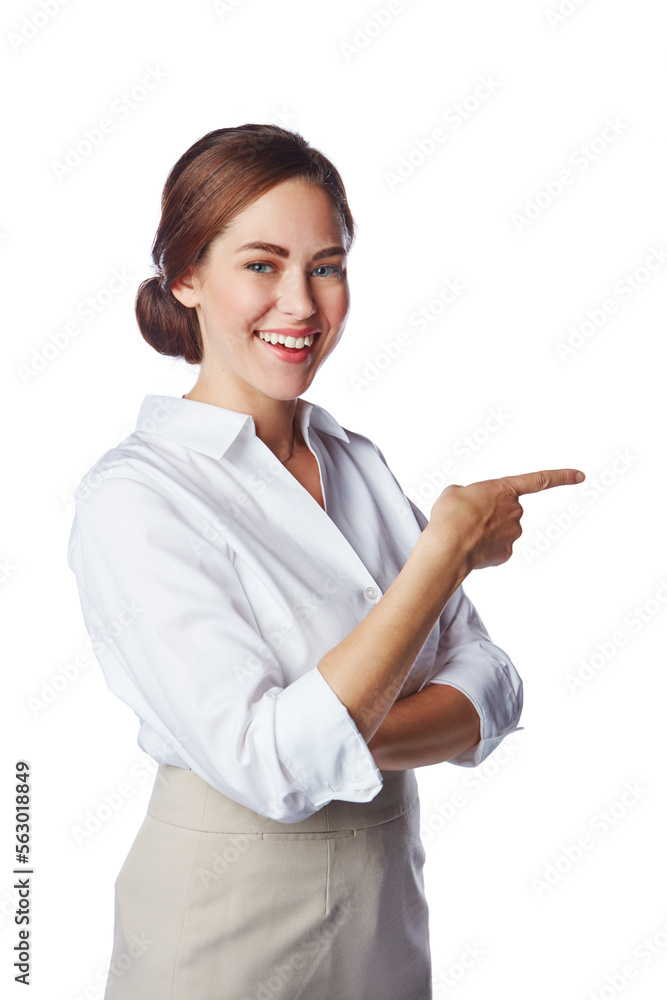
[{"left": 425, "top": 468, "right": 585, "bottom": 574}]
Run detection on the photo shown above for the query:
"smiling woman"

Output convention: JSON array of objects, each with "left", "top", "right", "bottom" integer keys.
[
  {"left": 134, "top": 126, "right": 355, "bottom": 466},
  {"left": 67, "top": 124, "right": 579, "bottom": 999}
]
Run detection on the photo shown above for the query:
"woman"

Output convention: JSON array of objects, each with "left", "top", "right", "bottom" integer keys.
[{"left": 67, "top": 124, "right": 584, "bottom": 999}]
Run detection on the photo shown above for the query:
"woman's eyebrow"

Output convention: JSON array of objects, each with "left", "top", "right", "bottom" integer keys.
[{"left": 234, "top": 241, "right": 347, "bottom": 261}]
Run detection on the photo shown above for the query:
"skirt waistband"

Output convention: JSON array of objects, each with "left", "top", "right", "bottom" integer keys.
[{"left": 147, "top": 764, "right": 419, "bottom": 834}]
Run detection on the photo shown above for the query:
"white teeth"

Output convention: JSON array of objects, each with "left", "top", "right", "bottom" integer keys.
[{"left": 256, "top": 331, "right": 315, "bottom": 348}]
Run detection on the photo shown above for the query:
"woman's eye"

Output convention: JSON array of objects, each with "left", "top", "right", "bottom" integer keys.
[
  {"left": 312, "top": 265, "right": 343, "bottom": 277},
  {"left": 245, "top": 262, "right": 344, "bottom": 277}
]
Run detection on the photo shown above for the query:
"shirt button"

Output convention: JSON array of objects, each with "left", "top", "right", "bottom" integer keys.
[{"left": 364, "top": 586, "right": 379, "bottom": 601}]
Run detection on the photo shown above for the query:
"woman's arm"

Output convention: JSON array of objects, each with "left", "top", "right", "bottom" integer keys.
[
  {"left": 318, "top": 468, "right": 579, "bottom": 746},
  {"left": 366, "top": 683, "right": 481, "bottom": 771}
]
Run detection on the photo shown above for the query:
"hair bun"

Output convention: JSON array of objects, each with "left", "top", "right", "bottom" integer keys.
[{"left": 135, "top": 275, "right": 202, "bottom": 364}]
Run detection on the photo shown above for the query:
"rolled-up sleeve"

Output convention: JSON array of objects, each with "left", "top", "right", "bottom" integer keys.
[
  {"left": 67, "top": 475, "right": 382, "bottom": 823},
  {"left": 406, "top": 498, "right": 524, "bottom": 767},
  {"left": 427, "top": 584, "right": 524, "bottom": 766}
]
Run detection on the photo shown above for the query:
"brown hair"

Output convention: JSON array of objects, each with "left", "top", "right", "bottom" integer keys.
[{"left": 135, "top": 124, "right": 356, "bottom": 364}]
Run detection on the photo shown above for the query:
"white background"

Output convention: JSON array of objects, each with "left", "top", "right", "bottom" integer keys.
[{"left": 3, "top": 1, "right": 666, "bottom": 997}]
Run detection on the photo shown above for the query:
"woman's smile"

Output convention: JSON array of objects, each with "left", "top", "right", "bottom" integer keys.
[{"left": 253, "top": 328, "right": 321, "bottom": 363}]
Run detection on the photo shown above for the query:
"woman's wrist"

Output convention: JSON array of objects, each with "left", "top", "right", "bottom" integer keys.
[{"left": 416, "top": 522, "right": 472, "bottom": 592}]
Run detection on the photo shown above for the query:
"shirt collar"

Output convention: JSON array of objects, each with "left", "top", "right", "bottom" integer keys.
[{"left": 134, "top": 394, "right": 350, "bottom": 460}]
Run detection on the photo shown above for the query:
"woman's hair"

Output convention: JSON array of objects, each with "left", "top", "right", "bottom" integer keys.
[{"left": 135, "top": 124, "right": 356, "bottom": 364}]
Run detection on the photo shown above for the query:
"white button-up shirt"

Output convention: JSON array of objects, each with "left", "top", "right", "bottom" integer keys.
[{"left": 66, "top": 393, "right": 524, "bottom": 823}]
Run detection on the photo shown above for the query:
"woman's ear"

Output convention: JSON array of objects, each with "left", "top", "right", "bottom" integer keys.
[{"left": 171, "top": 265, "right": 200, "bottom": 309}]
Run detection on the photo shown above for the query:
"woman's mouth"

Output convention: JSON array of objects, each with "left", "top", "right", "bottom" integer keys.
[{"left": 253, "top": 330, "right": 319, "bottom": 363}]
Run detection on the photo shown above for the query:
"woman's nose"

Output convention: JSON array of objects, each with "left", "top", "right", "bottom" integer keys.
[{"left": 275, "top": 272, "right": 317, "bottom": 320}]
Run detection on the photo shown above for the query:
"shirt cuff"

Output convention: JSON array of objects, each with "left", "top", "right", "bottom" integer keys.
[
  {"left": 429, "top": 640, "right": 524, "bottom": 767},
  {"left": 274, "top": 667, "right": 384, "bottom": 808}
]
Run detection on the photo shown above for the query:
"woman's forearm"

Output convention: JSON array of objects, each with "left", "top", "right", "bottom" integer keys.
[
  {"left": 366, "top": 682, "right": 481, "bottom": 771},
  {"left": 317, "top": 527, "right": 469, "bottom": 744}
]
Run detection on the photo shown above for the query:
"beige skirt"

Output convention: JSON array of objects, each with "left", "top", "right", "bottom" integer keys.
[{"left": 104, "top": 763, "right": 432, "bottom": 999}]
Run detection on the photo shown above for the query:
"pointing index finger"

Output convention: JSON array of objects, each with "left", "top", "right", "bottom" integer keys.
[{"left": 502, "top": 469, "right": 586, "bottom": 496}]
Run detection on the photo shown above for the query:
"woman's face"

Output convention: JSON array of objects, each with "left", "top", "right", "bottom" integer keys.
[{"left": 172, "top": 177, "right": 351, "bottom": 403}]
